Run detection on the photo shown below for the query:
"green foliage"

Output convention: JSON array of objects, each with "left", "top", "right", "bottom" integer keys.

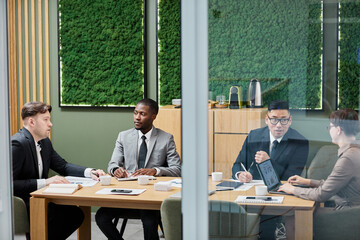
[
  {"left": 208, "top": 0, "right": 322, "bottom": 109},
  {"left": 338, "top": 2, "right": 360, "bottom": 109},
  {"left": 158, "top": 0, "right": 322, "bottom": 109},
  {"left": 59, "top": 0, "right": 144, "bottom": 106},
  {"left": 158, "top": 0, "right": 181, "bottom": 105}
]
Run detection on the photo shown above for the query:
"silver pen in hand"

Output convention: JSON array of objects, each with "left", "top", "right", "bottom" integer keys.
[{"left": 240, "top": 162, "right": 248, "bottom": 172}]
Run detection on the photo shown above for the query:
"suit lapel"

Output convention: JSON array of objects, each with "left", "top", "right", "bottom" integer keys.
[
  {"left": 128, "top": 129, "right": 139, "bottom": 167},
  {"left": 272, "top": 131, "right": 290, "bottom": 161},
  {"left": 145, "top": 128, "right": 158, "bottom": 167},
  {"left": 22, "top": 128, "right": 40, "bottom": 178},
  {"left": 260, "top": 129, "right": 271, "bottom": 155}
]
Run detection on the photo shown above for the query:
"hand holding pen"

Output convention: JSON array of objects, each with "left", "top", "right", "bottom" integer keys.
[
  {"left": 90, "top": 169, "right": 106, "bottom": 181},
  {"left": 238, "top": 162, "right": 253, "bottom": 183}
]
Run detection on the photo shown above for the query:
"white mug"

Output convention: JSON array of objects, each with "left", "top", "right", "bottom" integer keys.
[
  {"left": 211, "top": 172, "right": 223, "bottom": 182},
  {"left": 255, "top": 185, "right": 268, "bottom": 196},
  {"left": 100, "top": 175, "right": 111, "bottom": 186},
  {"left": 138, "top": 175, "right": 150, "bottom": 185}
]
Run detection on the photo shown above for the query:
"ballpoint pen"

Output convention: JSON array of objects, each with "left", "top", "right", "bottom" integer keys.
[
  {"left": 91, "top": 170, "right": 99, "bottom": 178},
  {"left": 240, "top": 162, "right": 248, "bottom": 172}
]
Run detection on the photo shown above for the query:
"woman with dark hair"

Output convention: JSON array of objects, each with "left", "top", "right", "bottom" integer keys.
[{"left": 279, "top": 108, "right": 360, "bottom": 209}]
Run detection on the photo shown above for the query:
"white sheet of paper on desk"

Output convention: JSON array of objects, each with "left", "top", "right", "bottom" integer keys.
[
  {"left": 233, "top": 180, "right": 265, "bottom": 191},
  {"left": 235, "top": 195, "right": 284, "bottom": 204},
  {"left": 116, "top": 176, "right": 156, "bottom": 181},
  {"left": 95, "top": 188, "right": 146, "bottom": 195},
  {"left": 65, "top": 176, "right": 98, "bottom": 187}
]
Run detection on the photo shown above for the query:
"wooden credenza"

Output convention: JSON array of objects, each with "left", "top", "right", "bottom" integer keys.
[{"left": 154, "top": 106, "right": 266, "bottom": 179}]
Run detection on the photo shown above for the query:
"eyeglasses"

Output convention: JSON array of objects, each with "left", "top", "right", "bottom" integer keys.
[
  {"left": 326, "top": 125, "right": 335, "bottom": 131},
  {"left": 267, "top": 114, "right": 291, "bottom": 125}
]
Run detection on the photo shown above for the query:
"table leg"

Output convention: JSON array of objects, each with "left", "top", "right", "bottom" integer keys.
[
  {"left": 294, "top": 209, "right": 313, "bottom": 240},
  {"left": 30, "top": 197, "right": 48, "bottom": 240},
  {"left": 77, "top": 206, "right": 91, "bottom": 240}
]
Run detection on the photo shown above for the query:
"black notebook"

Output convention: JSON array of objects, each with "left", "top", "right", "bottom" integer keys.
[{"left": 216, "top": 181, "right": 243, "bottom": 190}]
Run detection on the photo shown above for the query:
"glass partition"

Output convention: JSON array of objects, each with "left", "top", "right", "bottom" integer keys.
[{"left": 158, "top": 0, "right": 358, "bottom": 239}]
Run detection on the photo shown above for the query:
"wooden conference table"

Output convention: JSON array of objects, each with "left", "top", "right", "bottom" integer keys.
[{"left": 30, "top": 177, "right": 315, "bottom": 240}]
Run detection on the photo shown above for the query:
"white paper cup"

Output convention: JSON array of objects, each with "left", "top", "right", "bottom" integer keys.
[
  {"left": 100, "top": 175, "right": 111, "bottom": 186},
  {"left": 255, "top": 185, "right": 268, "bottom": 196},
  {"left": 211, "top": 172, "right": 223, "bottom": 182},
  {"left": 138, "top": 175, "right": 150, "bottom": 185}
]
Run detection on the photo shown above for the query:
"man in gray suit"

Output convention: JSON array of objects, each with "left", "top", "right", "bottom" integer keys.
[{"left": 96, "top": 98, "right": 181, "bottom": 240}]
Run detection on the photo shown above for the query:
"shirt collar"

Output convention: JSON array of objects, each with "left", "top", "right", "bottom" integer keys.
[
  {"left": 269, "top": 132, "right": 283, "bottom": 143},
  {"left": 34, "top": 139, "right": 41, "bottom": 151},
  {"left": 138, "top": 127, "right": 153, "bottom": 140}
]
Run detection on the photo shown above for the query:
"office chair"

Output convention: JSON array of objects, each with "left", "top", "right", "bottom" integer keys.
[
  {"left": 160, "top": 198, "right": 260, "bottom": 240},
  {"left": 302, "top": 144, "right": 338, "bottom": 180},
  {"left": 13, "top": 196, "right": 30, "bottom": 234},
  {"left": 314, "top": 205, "right": 360, "bottom": 240}
]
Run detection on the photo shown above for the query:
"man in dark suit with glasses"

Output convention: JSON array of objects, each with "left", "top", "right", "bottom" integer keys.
[
  {"left": 232, "top": 100, "right": 308, "bottom": 182},
  {"left": 231, "top": 100, "right": 309, "bottom": 240}
]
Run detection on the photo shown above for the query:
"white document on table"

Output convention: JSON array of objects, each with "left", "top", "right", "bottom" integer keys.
[
  {"left": 116, "top": 176, "right": 156, "bottom": 181},
  {"left": 235, "top": 195, "right": 284, "bottom": 204},
  {"left": 95, "top": 188, "right": 146, "bottom": 196},
  {"left": 233, "top": 180, "right": 265, "bottom": 191},
  {"left": 65, "top": 176, "right": 98, "bottom": 187}
]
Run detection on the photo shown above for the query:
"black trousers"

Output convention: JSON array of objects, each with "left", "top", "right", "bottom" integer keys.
[
  {"left": 259, "top": 215, "right": 281, "bottom": 240},
  {"left": 95, "top": 207, "right": 160, "bottom": 240},
  {"left": 47, "top": 202, "right": 84, "bottom": 240}
]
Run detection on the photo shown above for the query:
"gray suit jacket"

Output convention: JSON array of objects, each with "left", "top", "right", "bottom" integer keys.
[{"left": 108, "top": 127, "right": 181, "bottom": 177}]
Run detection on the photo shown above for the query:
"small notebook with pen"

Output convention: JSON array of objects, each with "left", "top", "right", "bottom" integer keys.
[{"left": 216, "top": 181, "right": 243, "bottom": 190}]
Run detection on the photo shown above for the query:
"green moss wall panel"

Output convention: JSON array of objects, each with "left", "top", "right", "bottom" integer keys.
[
  {"left": 158, "top": 0, "right": 322, "bottom": 109},
  {"left": 158, "top": 0, "right": 181, "bottom": 105},
  {"left": 208, "top": 0, "right": 322, "bottom": 109},
  {"left": 339, "top": 2, "right": 360, "bottom": 109},
  {"left": 59, "top": 0, "right": 144, "bottom": 106}
]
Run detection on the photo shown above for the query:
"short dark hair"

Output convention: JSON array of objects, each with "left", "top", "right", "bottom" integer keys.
[
  {"left": 329, "top": 109, "right": 360, "bottom": 136},
  {"left": 21, "top": 102, "right": 52, "bottom": 120},
  {"left": 268, "top": 100, "right": 289, "bottom": 111},
  {"left": 137, "top": 98, "right": 159, "bottom": 115}
]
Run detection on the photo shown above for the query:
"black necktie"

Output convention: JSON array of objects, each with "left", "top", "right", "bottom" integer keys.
[
  {"left": 270, "top": 140, "right": 278, "bottom": 159},
  {"left": 138, "top": 135, "right": 147, "bottom": 169}
]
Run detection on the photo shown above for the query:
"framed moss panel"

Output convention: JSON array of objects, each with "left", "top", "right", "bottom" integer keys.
[
  {"left": 338, "top": 2, "right": 360, "bottom": 110},
  {"left": 158, "top": 0, "right": 181, "bottom": 106},
  {"left": 158, "top": 0, "right": 323, "bottom": 109},
  {"left": 208, "top": 0, "right": 322, "bottom": 109},
  {"left": 58, "top": 0, "right": 145, "bottom": 107}
]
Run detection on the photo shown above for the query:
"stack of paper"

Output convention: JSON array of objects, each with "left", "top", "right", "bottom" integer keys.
[
  {"left": 42, "top": 184, "right": 82, "bottom": 194},
  {"left": 65, "top": 176, "right": 98, "bottom": 187},
  {"left": 117, "top": 176, "right": 156, "bottom": 181}
]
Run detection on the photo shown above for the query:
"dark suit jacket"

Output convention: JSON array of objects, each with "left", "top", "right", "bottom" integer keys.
[
  {"left": 12, "top": 128, "right": 86, "bottom": 204},
  {"left": 232, "top": 126, "right": 309, "bottom": 180}
]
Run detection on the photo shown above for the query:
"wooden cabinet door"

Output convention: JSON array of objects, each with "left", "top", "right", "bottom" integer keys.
[
  {"left": 154, "top": 107, "right": 182, "bottom": 158},
  {"left": 214, "top": 134, "right": 247, "bottom": 179}
]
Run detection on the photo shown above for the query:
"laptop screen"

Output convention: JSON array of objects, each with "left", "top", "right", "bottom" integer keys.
[{"left": 257, "top": 160, "right": 280, "bottom": 190}]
